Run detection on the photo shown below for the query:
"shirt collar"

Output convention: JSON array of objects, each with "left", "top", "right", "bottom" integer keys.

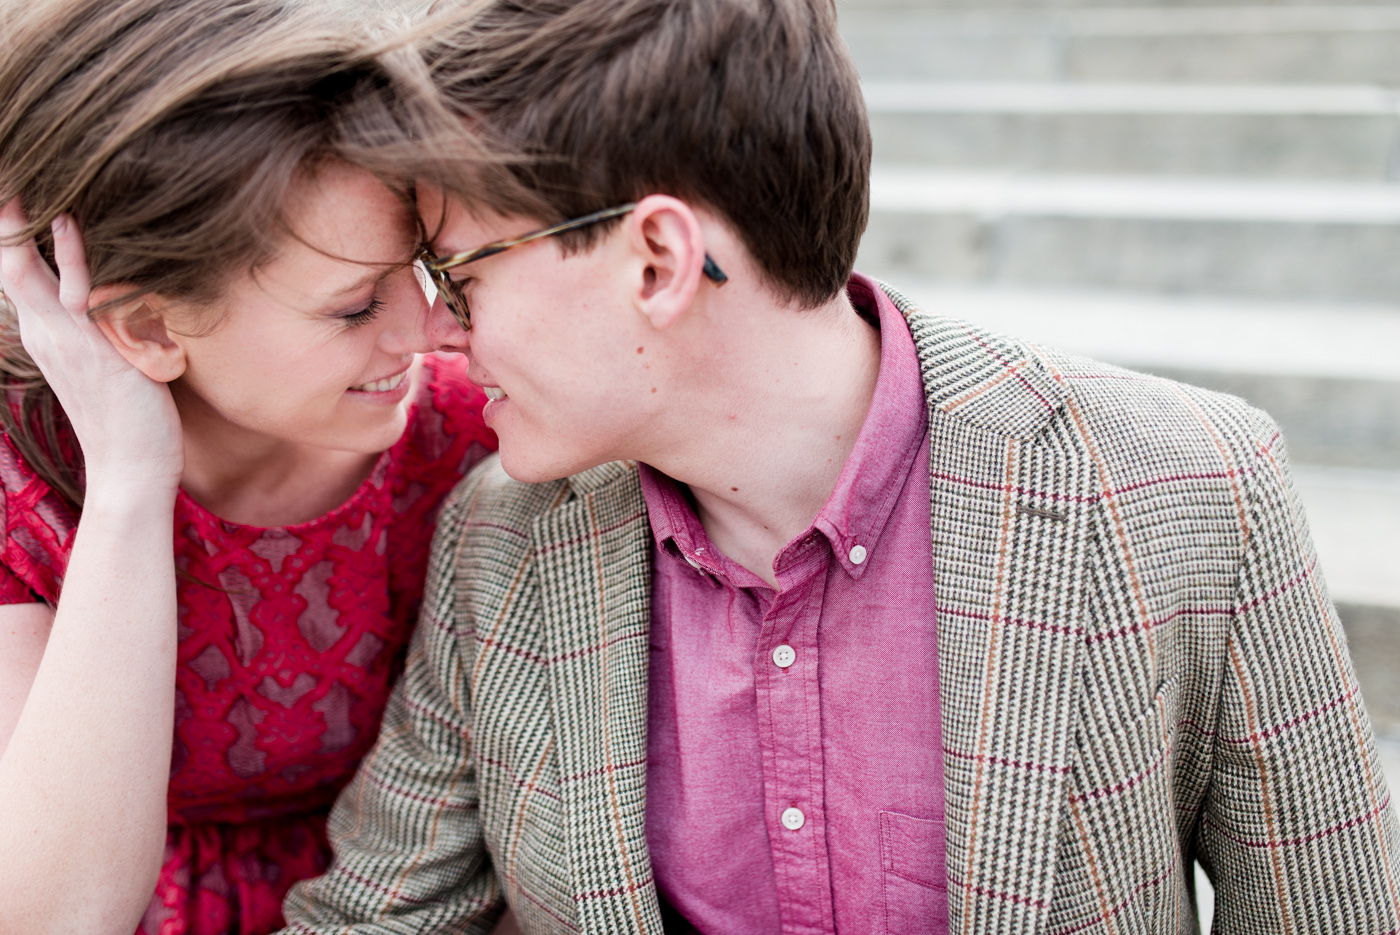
[
  {"left": 638, "top": 467, "right": 736, "bottom": 587},
  {"left": 639, "top": 272, "right": 929, "bottom": 584},
  {"left": 810, "top": 272, "right": 929, "bottom": 579}
]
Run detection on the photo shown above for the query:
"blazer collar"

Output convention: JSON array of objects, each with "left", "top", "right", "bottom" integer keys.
[
  {"left": 880, "top": 280, "right": 1069, "bottom": 440},
  {"left": 882, "top": 281, "right": 1093, "bottom": 933}
]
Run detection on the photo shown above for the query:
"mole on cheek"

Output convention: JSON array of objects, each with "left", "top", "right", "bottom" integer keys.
[{"left": 636, "top": 346, "right": 644, "bottom": 354}]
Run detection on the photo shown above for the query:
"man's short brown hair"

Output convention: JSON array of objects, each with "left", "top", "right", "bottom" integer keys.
[{"left": 418, "top": 0, "right": 871, "bottom": 308}]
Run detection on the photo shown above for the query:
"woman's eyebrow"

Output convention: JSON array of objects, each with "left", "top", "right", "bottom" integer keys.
[
  {"left": 330, "top": 268, "right": 389, "bottom": 296},
  {"left": 325, "top": 254, "right": 417, "bottom": 298}
]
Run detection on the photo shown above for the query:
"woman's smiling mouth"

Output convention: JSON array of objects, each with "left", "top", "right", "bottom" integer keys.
[
  {"left": 350, "top": 370, "right": 409, "bottom": 393},
  {"left": 347, "top": 366, "right": 415, "bottom": 406}
]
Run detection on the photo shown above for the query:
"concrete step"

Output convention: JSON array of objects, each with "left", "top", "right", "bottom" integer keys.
[
  {"left": 859, "top": 168, "right": 1400, "bottom": 302},
  {"left": 1294, "top": 467, "right": 1400, "bottom": 607},
  {"left": 866, "top": 82, "right": 1400, "bottom": 180},
  {"left": 867, "top": 280, "right": 1400, "bottom": 467},
  {"left": 838, "top": 6, "right": 1400, "bottom": 84},
  {"left": 1347, "top": 603, "right": 1400, "bottom": 739},
  {"left": 1290, "top": 465, "right": 1400, "bottom": 739},
  {"left": 1317, "top": 457, "right": 1400, "bottom": 732}
]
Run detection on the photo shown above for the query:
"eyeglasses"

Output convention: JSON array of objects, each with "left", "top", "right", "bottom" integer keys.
[{"left": 419, "top": 202, "right": 728, "bottom": 330}]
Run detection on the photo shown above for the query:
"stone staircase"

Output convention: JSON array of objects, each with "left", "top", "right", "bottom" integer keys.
[{"left": 841, "top": 1, "right": 1400, "bottom": 749}]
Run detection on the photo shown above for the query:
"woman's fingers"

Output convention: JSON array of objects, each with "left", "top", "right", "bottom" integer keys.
[
  {"left": 0, "top": 200, "right": 48, "bottom": 302},
  {"left": 0, "top": 204, "right": 183, "bottom": 487},
  {"left": 0, "top": 198, "right": 30, "bottom": 253},
  {"left": 0, "top": 200, "right": 61, "bottom": 326},
  {"left": 50, "top": 215, "right": 91, "bottom": 318},
  {"left": 0, "top": 203, "right": 98, "bottom": 350}
]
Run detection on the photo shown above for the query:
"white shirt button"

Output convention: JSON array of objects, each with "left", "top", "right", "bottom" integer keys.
[
  {"left": 849, "top": 544, "right": 868, "bottom": 565},
  {"left": 771, "top": 644, "right": 796, "bottom": 668},
  {"left": 683, "top": 554, "right": 704, "bottom": 572},
  {"left": 781, "top": 807, "right": 806, "bottom": 831}
]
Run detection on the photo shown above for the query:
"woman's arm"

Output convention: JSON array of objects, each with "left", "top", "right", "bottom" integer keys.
[
  {"left": 0, "top": 602, "right": 55, "bottom": 754},
  {"left": 0, "top": 493, "right": 177, "bottom": 935},
  {"left": 0, "top": 204, "right": 183, "bottom": 934}
]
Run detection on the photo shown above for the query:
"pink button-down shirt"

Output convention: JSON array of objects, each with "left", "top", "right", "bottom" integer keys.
[{"left": 642, "top": 274, "right": 946, "bottom": 935}]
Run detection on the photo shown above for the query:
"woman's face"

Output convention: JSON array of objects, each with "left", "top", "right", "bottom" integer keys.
[{"left": 165, "top": 163, "right": 464, "bottom": 456}]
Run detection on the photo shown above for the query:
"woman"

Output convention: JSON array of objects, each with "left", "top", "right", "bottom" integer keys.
[{"left": 0, "top": 0, "right": 500, "bottom": 931}]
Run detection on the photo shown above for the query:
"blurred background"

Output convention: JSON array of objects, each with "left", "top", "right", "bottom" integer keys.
[{"left": 836, "top": 0, "right": 1400, "bottom": 921}]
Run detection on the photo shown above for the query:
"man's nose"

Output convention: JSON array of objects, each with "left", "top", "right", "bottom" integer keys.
[{"left": 424, "top": 291, "right": 470, "bottom": 354}]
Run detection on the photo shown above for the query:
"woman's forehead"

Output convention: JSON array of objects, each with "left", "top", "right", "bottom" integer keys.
[{"left": 234, "top": 166, "right": 417, "bottom": 305}]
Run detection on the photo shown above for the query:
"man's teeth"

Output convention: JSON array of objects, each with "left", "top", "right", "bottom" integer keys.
[
  {"left": 484, "top": 386, "right": 507, "bottom": 401},
  {"left": 352, "top": 371, "right": 407, "bottom": 393}
]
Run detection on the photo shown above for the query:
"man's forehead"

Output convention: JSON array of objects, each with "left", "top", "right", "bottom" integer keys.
[{"left": 416, "top": 186, "right": 529, "bottom": 253}]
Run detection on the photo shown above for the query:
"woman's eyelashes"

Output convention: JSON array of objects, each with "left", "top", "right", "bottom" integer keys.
[{"left": 339, "top": 297, "right": 384, "bottom": 328}]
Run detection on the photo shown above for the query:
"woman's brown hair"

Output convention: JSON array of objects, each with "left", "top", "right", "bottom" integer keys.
[{"left": 0, "top": 0, "right": 492, "bottom": 509}]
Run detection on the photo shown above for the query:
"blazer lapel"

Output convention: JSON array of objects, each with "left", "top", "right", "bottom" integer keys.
[
  {"left": 531, "top": 461, "right": 663, "bottom": 935},
  {"left": 890, "top": 286, "right": 1097, "bottom": 935}
]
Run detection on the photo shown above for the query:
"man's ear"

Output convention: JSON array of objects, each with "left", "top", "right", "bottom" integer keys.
[
  {"left": 89, "top": 284, "right": 187, "bottom": 384},
  {"left": 625, "top": 195, "right": 707, "bottom": 330}
]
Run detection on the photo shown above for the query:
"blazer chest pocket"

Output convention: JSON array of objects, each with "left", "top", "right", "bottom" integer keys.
[{"left": 880, "top": 810, "right": 947, "bottom": 934}]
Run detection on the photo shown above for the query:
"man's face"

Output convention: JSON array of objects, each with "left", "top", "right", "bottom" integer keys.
[{"left": 419, "top": 188, "right": 668, "bottom": 482}]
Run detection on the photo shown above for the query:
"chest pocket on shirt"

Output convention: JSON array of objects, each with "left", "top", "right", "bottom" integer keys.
[{"left": 880, "top": 810, "right": 948, "bottom": 934}]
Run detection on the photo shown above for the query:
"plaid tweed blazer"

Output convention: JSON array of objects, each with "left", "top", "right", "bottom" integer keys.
[{"left": 283, "top": 283, "right": 1400, "bottom": 935}]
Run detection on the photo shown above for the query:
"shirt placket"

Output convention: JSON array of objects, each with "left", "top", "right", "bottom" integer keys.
[{"left": 751, "top": 546, "right": 835, "bottom": 935}]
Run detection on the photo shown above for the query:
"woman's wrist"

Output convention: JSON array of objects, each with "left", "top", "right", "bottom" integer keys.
[{"left": 80, "top": 474, "right": 180, "bottom": 519}]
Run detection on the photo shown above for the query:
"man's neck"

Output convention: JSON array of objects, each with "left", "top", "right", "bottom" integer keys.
[{"left": 640, "top": 285, "right": 882, "bottom": 587}]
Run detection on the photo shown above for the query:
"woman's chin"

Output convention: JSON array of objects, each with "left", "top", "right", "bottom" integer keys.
[{"left": 311, "top": 403, "right": 412, "bottom": 457}]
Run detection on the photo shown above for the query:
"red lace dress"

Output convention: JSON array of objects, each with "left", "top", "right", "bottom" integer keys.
[{"left": 0, "top": 354, "right": 495, "bottom": 935}]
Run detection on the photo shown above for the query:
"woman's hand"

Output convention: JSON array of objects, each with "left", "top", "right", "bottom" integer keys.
[{"left": 0, "top": 200, "right": 183, "bottom": 495}]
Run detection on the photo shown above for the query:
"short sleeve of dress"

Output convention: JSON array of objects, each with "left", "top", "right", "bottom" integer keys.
[{"left": 0, "top": 431, "right": 77, "bottom": 606}]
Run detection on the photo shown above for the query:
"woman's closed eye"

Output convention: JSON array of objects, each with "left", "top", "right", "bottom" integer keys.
[{"left": 338, "top": 297, "right": 384, "bottom": 328}]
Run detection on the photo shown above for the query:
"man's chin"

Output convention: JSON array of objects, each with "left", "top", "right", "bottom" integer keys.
[{"left": 497, "top": 447, "right": 598, "bottom": 485}]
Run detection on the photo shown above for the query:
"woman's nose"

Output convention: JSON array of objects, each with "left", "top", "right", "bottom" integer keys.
[{"left": 375, "top": 267, "right": 437, "bottom": 356}]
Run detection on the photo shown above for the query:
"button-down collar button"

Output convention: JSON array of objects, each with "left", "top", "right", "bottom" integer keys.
[
  {"left": 781, "top": 807, "right": 806, "bottom": 831},
  {"left": 849, "top": 544, "right": 868, "bottom": 565},
  {"left": 683, "top": 553, "right": 704, "bottom": 572},
  {"left": 772, "top": 644, "right": 796, "bottom": 668}
]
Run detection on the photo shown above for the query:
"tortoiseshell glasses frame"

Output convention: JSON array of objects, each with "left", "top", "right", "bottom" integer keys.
[{"left": 418, "top": 203, "right": 728, "bottom": 330}]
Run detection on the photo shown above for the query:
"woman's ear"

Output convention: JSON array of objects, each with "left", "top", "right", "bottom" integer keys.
[
  {"left": 89, "top": 284, "right": 187, "bottom": 384},
  {"left": 626, "top": 195, "right": 707, "bottom": 331}
]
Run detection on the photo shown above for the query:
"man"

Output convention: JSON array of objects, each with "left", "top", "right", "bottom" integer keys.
[{"left": 281, "top": 0, "right": 1400, "bottom": 932}]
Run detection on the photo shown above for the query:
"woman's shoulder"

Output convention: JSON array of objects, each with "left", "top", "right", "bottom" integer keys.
[
  {"left": 394, "top": 352, "right": 497, "bottom": 486},
  {"left": 380, "top": 354, "right": 496, "bottom": 598}
]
